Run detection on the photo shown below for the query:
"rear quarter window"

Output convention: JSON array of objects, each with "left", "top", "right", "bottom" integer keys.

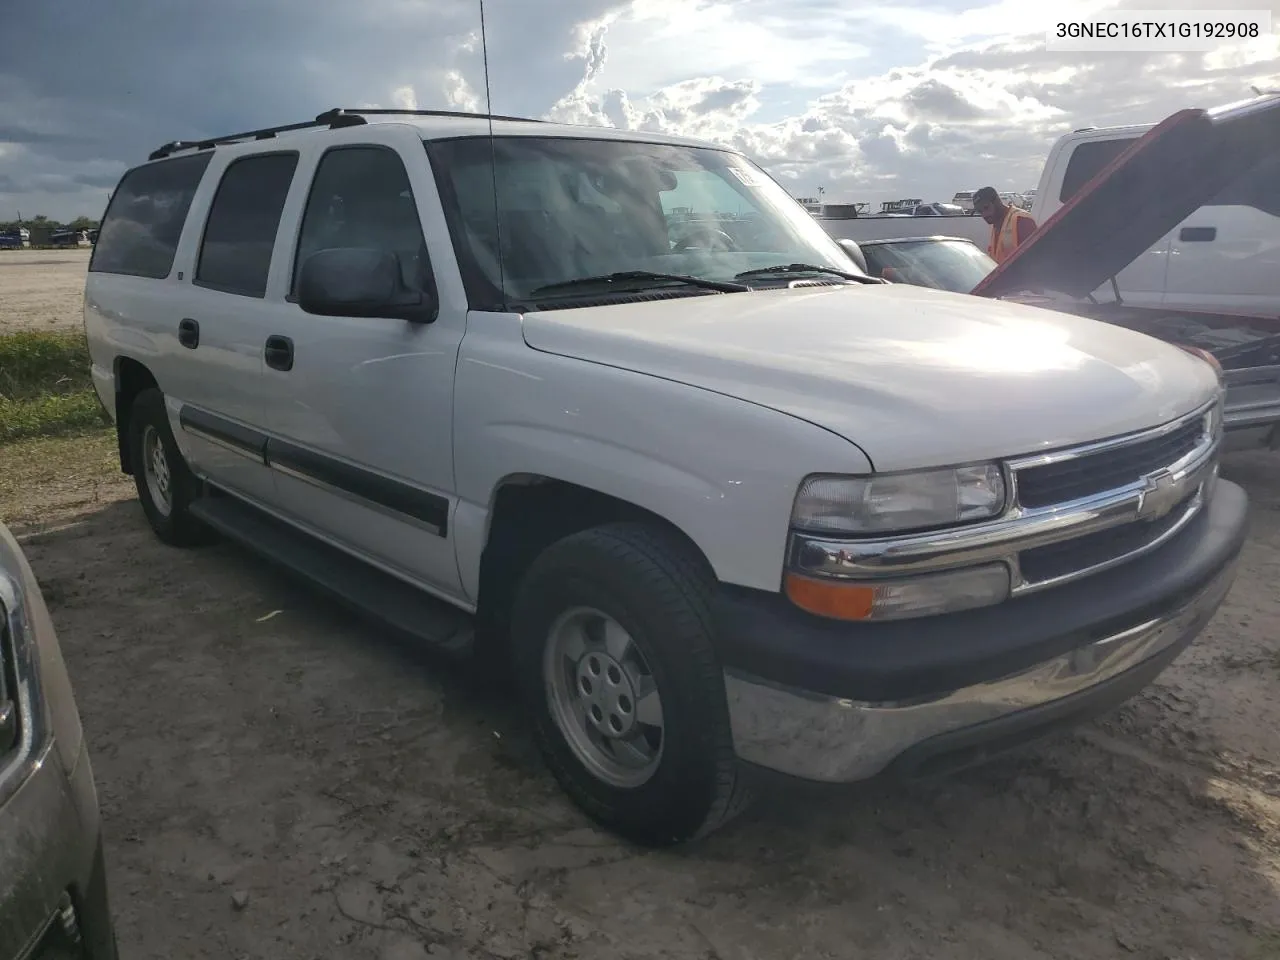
[{"left": 89, "top": 153, "right": 213, "bottom": 279}]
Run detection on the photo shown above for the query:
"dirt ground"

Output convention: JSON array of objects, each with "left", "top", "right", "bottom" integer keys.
[
  {"left": 4, "top": 254, "right": 1280, "bottom": 959},
  {"left": 0, "top": 249, "right": 91, "bottom": 334}
]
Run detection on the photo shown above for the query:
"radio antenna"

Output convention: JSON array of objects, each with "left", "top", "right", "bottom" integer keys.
[{"left": 478, "top": 0, "right": 507, "bottom": 306}]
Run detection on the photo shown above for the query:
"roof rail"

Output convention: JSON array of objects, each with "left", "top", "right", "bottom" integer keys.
[
  {"left": 319, "top": 107, "right": 543, "bottom": 124},
  {"left": 148, "top": 106, "right": 543, "bottom": 161}
]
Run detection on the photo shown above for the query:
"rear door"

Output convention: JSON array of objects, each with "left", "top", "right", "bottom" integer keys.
[
  {"left": 166, "top": 150, "right": 300, "bottom": 504},
  {"left": 86, "top": 152, "right": 211, "bottom": 429},
  {"left": 1048, "top": 133, "right": 1171, "bottom": 307}
]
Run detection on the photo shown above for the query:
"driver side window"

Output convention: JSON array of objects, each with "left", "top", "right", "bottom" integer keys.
[{"left": 293, "top": 146, "right": 432, "bottom": 297}]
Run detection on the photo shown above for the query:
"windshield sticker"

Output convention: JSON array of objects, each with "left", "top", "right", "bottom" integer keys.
[{"left": 728, "top": 167, "right": 766, "bottom": 187}]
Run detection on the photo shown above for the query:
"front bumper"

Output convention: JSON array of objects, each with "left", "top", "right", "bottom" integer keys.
[
  {"left": 717, "top": 478, "right": 1248, "bottom": 783},
  {"left": 1, "top": 741, "right": 117, "bottom": 960}
]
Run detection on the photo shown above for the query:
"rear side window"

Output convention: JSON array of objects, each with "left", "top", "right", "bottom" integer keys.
[
  {"left": 89, "top": 153, "right": 212, "bottom": 279},
  {"left": 195, "top": 153, "right": 299, "bottom": 298},
  {"left": 1058, "top": 138, "right": 1134, "bottom": 202}
]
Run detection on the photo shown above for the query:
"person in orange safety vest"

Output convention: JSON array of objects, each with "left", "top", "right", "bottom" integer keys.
[{"left": 974, "top": 186, "right": 1036, "bottom": 263}]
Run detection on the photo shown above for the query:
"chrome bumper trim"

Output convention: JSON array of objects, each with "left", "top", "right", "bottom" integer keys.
[
  {"left": 790, "top": 420, "right": 1220, "bottom": 596},
  {"left": 723, "top": 559, "right": 1237, "bottom": 783}
]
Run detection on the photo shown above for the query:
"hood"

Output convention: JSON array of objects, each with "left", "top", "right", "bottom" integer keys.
[
  {"left": 520, "top": 285, "right": 1219, "bottom": 471},
  {"left": 974, "top": 92, "right": 1280, "bottom": 300}
]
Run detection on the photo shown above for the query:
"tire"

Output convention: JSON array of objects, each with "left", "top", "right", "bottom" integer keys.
[
  {"left": 126, "top": 388, "right": 212, "bottom": 547},
  {"left": 511, "top": 522, "right": 752, "bottom": 846}
]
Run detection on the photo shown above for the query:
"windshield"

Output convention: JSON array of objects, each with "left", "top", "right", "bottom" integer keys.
[
  {"left": 425, "top": 136, "right": 861, "bottom": 308},
  {"left": 861, "top": 239, "right": 996, "bottom": 292}
]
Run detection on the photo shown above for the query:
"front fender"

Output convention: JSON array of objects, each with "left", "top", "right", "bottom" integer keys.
[{"left": 451, "top": 325, "right": 871, "bottom": 596}]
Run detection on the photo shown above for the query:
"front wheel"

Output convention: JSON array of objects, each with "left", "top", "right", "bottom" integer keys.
[{"left": 511, "top": 522, "right": 751, "bottom": 846}]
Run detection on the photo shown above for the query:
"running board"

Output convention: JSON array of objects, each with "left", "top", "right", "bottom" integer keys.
[{"left": 188, "top": 494, "right": 475, "bottom": 657}]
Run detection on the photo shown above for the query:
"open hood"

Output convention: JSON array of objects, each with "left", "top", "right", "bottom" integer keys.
[{"left": 973, "top": 92, "right": 1280, "bottom": 301}]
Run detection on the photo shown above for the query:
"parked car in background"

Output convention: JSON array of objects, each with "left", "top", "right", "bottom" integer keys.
[
  {"left": 837, "top": 235, "right": 994, "bottom": 290},
  {"left": 87, "top": 106, "right": 1245, "bottom": 845},
  {"left": 908, "top": 202, "right": 966, "bottom": 217},
  {"left": 0, "top": 228, "right": 30, "bottom": 249},
  {"left": 951, "top": 190, "right": 976, "bottom": 213},
  {"left": 49, "top": 230, "right": 93, "bottom": 249},
  {"left": 1, "top": 521, "right": 117, "bottom": 960},
  {"left": 877, "top": 198, "right": 922, "bottom": 215}
]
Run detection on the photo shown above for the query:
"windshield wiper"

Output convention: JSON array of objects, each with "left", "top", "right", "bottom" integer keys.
[
  {"left": 734, "top": 263, "right": 879, "bottom": 283},
  {"left": 529, "top": 271, "right": 749, "bottom": 297}
]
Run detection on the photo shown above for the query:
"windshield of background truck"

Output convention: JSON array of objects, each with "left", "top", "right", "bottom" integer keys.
[
  {"left": 426, "top": 136, "right": 859, "bottom": 307},
  {"left": 863, "top": 239, "right": 995, "bottom": 292}
]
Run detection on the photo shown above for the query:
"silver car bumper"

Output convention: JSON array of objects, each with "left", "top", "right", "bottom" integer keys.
[{"left": 723, "top": 558, "right": 1236, "bottom": 783}]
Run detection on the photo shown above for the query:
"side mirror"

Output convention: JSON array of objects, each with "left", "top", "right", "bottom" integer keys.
[
  {"left": 837, "top": 238, "right": 867, "bottom": 273},
  {"left": 297, "top": 247, "right": 436, "bottom": 322}
]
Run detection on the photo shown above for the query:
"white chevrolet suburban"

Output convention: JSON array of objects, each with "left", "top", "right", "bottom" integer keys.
[{"left": 84, "top": 108, "right": 1248, "bottom": 845}]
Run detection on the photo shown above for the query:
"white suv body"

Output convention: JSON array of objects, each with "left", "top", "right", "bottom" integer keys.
[{"left": 85, "top": 109, "right": 1246, "bottom": 845}]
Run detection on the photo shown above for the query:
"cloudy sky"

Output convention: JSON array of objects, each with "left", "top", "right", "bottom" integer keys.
[{"left": 3, "top": 0, "right": 1278, "bottom": 221}]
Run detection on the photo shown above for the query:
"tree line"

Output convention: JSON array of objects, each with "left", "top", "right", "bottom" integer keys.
[{"left": 1, "top": 214, "right": 100, "bottom": 233}]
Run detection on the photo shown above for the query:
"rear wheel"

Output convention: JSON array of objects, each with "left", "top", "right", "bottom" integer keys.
[
  {"left": 126, "top": 389, "right": 212, "bottom": 546},
  {"left": 511, "top": 522, "right": 751, "bottom": 846}
]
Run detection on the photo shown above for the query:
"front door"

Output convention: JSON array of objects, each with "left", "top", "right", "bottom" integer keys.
[{"left": 256, "top": 128, "right": 468, "bottom": 600}]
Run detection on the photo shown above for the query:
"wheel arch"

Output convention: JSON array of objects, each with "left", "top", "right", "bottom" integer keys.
[
  {"left": 111, "top": 356, "right": 159, "bottom": 475},
  {"left": 472, "top": 473, "right": 714, "bottom": 649}
]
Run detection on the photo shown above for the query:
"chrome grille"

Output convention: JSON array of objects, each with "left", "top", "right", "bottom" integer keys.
[
  {"left": 1018, "top": 492, "right": 1199, "bottom": 586},
  {"left": 1015, "top": 416, "right": 1205, "bottom": 509}
]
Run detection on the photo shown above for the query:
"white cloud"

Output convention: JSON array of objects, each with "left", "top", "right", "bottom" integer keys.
[
  {"left": 540, "top": 0, "right": 1280, "bottom": 205},
  {"left": 444, "top": 71, "right": 484, "bottom": 112}
]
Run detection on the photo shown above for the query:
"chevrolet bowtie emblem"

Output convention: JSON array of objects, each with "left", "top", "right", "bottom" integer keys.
[{"left": 1135, "top": 469, "right": 1181, "bottom": 522}]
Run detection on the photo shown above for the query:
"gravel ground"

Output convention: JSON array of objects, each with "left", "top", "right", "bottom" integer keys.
[
  {"left": 0, "top": 249, "right": 91, "bottom": 334},
  {"left": 4, "top": 253, "right": 1280, "bottom": 959}
]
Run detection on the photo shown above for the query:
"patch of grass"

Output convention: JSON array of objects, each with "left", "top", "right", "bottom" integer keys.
[
  {"left": 0, "top": 391, "right": 108, "bottom": 442},
  {"left": 0, "top": 330, "right": 107, "bottom": 441},
  {"left": 0, "top": 426, "right": 124, "bottom": 525},
  {"left": 0, "top": 330, "right": 93, "bottom": 397}
]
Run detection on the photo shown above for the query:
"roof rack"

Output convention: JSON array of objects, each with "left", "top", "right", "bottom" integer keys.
[{"left": 148, "top": 107, "right": 544, "bottom": 161}]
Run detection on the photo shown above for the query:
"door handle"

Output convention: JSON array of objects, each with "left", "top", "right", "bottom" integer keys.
[
  {"left": 1179, "top": 226, "right": 1216, "bottom": 242},
  {"left": 264, "top": 335, "right": 294, "bottom": 372},
  {"left": 177, "top": 318, "right": 200, "bottom": 349}
]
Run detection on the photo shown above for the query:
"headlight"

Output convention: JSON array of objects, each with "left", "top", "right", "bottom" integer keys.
[{"left": 792, "top": 464, "right": 1007, "bottom": 535}]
